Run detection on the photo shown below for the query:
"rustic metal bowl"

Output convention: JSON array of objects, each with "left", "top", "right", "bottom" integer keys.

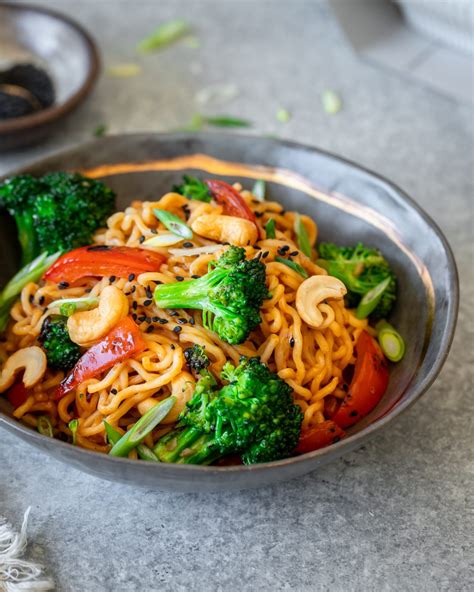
[
  {"left": 0, "top": 2, "right": 99, "bottom": 150},
  {"left": 0, "top": 133, "right": 459, "bottom": 491}
]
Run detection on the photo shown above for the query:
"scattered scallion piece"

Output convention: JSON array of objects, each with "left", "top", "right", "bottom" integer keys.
[
  {"left": 37, "top": 415, "right": 53, "bottom": 438},
  {"left": 275, "top": 256, "right": 308, "bottom": 278},
  {"left": 104, "top": 421, "right": 121, "bottom": 445},
  {"left": 294, "top": 214, "right": 311, "bottom": 257},
  {"left": 143, "top": 233, "right": 183, "bottom": 247},
  {"left": 104, "top": 420, "right": 161, "bottom": 462},
  {"left": 153, "top": 209, "right": 193, "bottom": 239},
  {"left": 137, "top": 19, "right": 190, "bottom": 53},
  {"left": 321, "top": 89, "right": 342, "bottom": 114},
  {"left": 68, "top": 419, "right": 79, "bottom": 445},
  {"left": 48, "top": 296, "right": 99, "bottom": 317},
  {"left": 203, "top": 115, "right": 251, "bottom": 128},
  {"left": 109, "top": 396, "right": 176, "bottom": 457},
  {"left": 376, "top": 321, "right": 405, "bottom": 362},
  {"left": 252, "top": 179, "right": 266, "bottom": 201},
  {"left": 355, "top": 277, "right": 391, "bottom": 319},
  {"left": 265, "top": 218, "right": 276, "bottom": 239},
  {"left": 107, "top": 63, "right": 142, "bottom": 78},
  {"left": 93, "top": 124, "right": 108, "bottom": 138},
  {"left": 276, "top": 108, "right": 291, "bottom": 123}
]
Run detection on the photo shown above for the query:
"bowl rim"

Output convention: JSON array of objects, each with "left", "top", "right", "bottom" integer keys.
[
  {"left": 0, "top": 131, "right": 460, "bottom": 475},
  {"left": 0, "top": 1, "right": 100, "bottom": 135}
]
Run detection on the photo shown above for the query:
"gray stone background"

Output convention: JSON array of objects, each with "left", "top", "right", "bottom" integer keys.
[{"left": 1, "top": 1, "right": 472, "bottom": 591}]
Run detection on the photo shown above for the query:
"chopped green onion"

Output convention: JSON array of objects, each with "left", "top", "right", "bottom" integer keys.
[
  {"left": 203, "top": 115, "right": 251, "bottom": 128},
  {"left": 275, "top": 256, "right": 308, "bottom": 278},
  {"left": 376, "top": 321, "right": 405, "bottom": 362},
  {"left": 173, "top": 175, "right": 211, "bottom": 202},
  {"left": 0, "top": 251, "right": 61, "bottom": 332},
  {"left": 106, "top": 63, "right": 141, "bottom": 78},
  {"left": 252, "top": 179, "right": 266, "bottom": 201},
  {"left": 93, "top": 124, "right": 108, "bottom": 137},
  {"left": 276, "top": 108, "right": 291, "bottom": 122},
  {"left": 48, "top": 296, "right": 99, "bottom": 317},
  {"left": 105, "top": 420, "right": 161, "bottom": 462},
  {"left": 37, "top": 416, "right": 53, "bottom": 438},
  {"left": 137, "top": 19, "right": 189, "bottom": 53},
  {"left": 68, "top": 419, "right": 79, "bottom": 445},
  {"left": 321, "top": 89, "right": 342, "bottom": 114},
  {"left": 143, "top": 233, "right": 184, "bottom": 247},
  {"left": 294, "top": 214, "right": 311, "bottom": 257},
  {"left": 153, "top": 209, "right": 193, "bottom": 239},
  {"left": 109, "top": 396, "right": 176, "bottom": 457},
  {"left": 265, "top": 218, "right": 276, "bottom": 239},
  {"left": 355, "top": 277, "right": 391, "bottom": 319}
]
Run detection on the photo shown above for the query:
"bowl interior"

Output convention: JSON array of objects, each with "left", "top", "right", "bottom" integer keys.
[{"left": 0, "top": 133, "right": 458, "bottom": 491}]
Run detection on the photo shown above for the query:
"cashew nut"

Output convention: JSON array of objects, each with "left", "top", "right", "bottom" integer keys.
[
  {"left": 136, "top": 372, "right": 195, "bottom": 425},
  {"left": 191, "top": 214, "right": 258, "bottom": 246},
  {"left": 0, "top": 346, "right": 47, "bottom": 393},
  {"left": 67, "top": 285, "right": 129, "bottom": 346},
  {"left": 296, "top": 275, "right": 347, "bottom": 328}
]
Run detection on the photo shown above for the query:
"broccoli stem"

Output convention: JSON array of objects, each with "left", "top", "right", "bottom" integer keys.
[
  {"left": 154, "top": 271, "right": 225, "bottom": 310},
  {"left": 153, "top": 426, "right": 222, "bottom": 465}
]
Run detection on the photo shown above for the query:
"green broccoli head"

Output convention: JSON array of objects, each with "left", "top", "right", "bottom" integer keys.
[
  {"left": 318, "top": 242, "right": 397, "bottom": 319},
  {"left": 172, "top": 175, "right": 211, "bottom": 202},
  {"left": 184, "top": 344, "right": 210, "bottom": 375},
  {"left": 0, "top": 172, "right": 116, "bottom": 265},
  {"left": 39, "top": 315, "right": 81, "bottom": 371},
  {"left": 154, "top": 246, "right": 269, "bottom": 345},
  {"left": 154, "top": 356, "right": 303, "bottom": 465}
]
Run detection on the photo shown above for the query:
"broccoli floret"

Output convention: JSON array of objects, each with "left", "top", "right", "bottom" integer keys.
[
  {"left": 154, "top": 357, "right": 303, "bottom": 465},
  {"left": 154, "top": 246, "right": 269, "bottom": 345},
  {"left": 0, "top": 172, "right": 115, "bottom": 265},
  {"left": 39, "top": 315, "right": 81, "bottom": 371},
  {"left": 173, "top": 175, "right": 211, "bottom": 202},
  {"left": 318, "top": 242, "right": 397, "bottom": 319},
  {"left": 184, "top": 344, "right": 210, "bottom": 374}
]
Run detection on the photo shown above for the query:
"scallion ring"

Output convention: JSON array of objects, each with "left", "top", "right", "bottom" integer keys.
[
  {"left": 355, "top": 277, "right": 391, "bottom": 319},
  {"left": 153, "top": 209, "right": 193, "bottom": 239},
  {"left": 376, "top": 321, "right": 405, "bottom": 362},
  {"left": 37, "top": 415, "right": 53, "bottom": 437}
]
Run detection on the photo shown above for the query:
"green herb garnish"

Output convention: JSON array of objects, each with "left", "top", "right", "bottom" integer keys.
[
  {"left": 93, "top": 124, "right": 108, "bottom": 137},
  {"left": 275, "top": 256, "right": 308, "bottom": 278},
  {"left": 252, "top": 180, "right": 266, "bottom": 201},
  {"left": 321, "top": 90, "right": 342, "bottom": 114},
  {"left": 68, "top": 419, "right": 79, "bottom": 445},
  {"left": 294, "top": 214, "right": 311, "bottom": 257},
  {"left": 276, "top": 108, "right": 291, "bottom": 123},
  {"left": 153, "top": 209, "right": 193, "bottom": 239},
  {"left": 265, "top": 219, "right": 276, "bottom": 239},
  {"left": 173, "top": 175, "right": 211, "bottom": 202},
  {"left": 137, "top": 19, "right": 189, "bottom": 53}
]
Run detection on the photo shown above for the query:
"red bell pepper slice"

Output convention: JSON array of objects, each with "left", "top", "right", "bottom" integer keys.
[
  {"left": 6, "top": 380, "right": 29, "bottom": 408},
  {"left": 44, "top": 246, "right": 165, "bottom": 284},
  {"left": 205, "top": 179, "right": 257, "bottom": 224},
  {"left": 296, "top": 420, "right": 345, "bottom": 454},
  {"left": 54, "top": 317, "right": 146, "bottom": 400},
  {"left": 332, "top": 330, "right": 389, "bottom": 429}
]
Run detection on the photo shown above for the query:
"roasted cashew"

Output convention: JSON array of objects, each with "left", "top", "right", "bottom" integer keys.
[
  {"left": 191, "top": 214, "right": 258, "bottom": 246},
  {"left": 67, "top": 285, "right": 129, "bottom": 346},
  {"left": 296, "top": 275, "right": 347, "bottom": 328},
  {"left": 136, "top": 372, "right": 195, "bottom": 424},
  {"left": 0, "top": 346, "right": 47, "bottom": 393}
]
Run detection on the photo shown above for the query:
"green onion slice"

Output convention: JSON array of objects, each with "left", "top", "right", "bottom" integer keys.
[
  {"left": 265, "top": 218, "right": 276, "bottom": 239},
  {"left": 49, "top": 296, "right": 99, "bottom": 317},
  {"left": 104, "top": 420, "right": 122, "bottom": 445},
  {"left": 153, "top": 209, "right": 193, "bottom": 239},
  {"left": 109, "top": 397, "right": 176, "bottom": 457},
  {"left": 203, "top": 115, "right": 251, "bottom": 128},
  {"left": 37, "top": 415, "right": 53, "bottom": 438},
  {"left": 376, "top": 321, "right": 405, "bottom": 362},
  {"left": 275, "top": 256, "right": 308, "bottom": 278},
  {"left": 68, "top": 419, "right": 79, "bottom": 445},
  {"left": 252, "top": 179, "right": 266, "bottom": 201},
  {"left": 137, "top": 445, "right": 160, "bottom": 462},
  {"left": 294, "top": 214, "right": 311, "bottom": 257},
  {"left": 137, "top": 19, "right": 189, "bottom": 53},
  {"left": 321, "top": 89, "right": 342, "bottom": 114},
  {"left": 355, "top": 277, "right": 391, "bottom": 319}
]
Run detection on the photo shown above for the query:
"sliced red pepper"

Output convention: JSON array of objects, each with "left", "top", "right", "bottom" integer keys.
[
  {"left": 296, "top": 420, "right": 345, "bottom": 454},
  {"left": 205, "top": 179, "right": 257, "bottom": 224},
  {"left": 332, "top": 330, "right": 389, "bottom": 429},
  {"left": 54, "top": 317, "right": 146, "bottom": 400},
  {"left": 5, "top": 380, "right": 29, "bottom": 408},
  {"left": 44, "top": 246, "right": 165, "bottom": 284}
]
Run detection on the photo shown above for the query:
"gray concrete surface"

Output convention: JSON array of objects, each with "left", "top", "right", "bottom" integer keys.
[{"left": 1, "top": 1, "right": 473, "bottom": 591}]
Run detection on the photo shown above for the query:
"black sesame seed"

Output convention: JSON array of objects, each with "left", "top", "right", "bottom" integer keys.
[
  {"left": 130, "top": 285, "right": 136, "bottom": 293},
  {"left": 173, "top": 326, "right": 182, "bottom": 334},
  {"left": 111, "top": 388, "right": 118, "bottom": 395},
  {"left": 128, "top": 273, "right": 135, "bottom": 282},
  {"left": 189, "top": 317, "right": 195, "bottom": 325},
  {"left": 155, "top": 280, "right": 163, "bottom": 285},
  {"left": 253, "top": 244, "right": 262, "bottom": 250},
  {"left": 170, "top": 311, "right": 179, "bottom": 317},
  {"left": 109, "top": 275, "right": 116, "bottom": 283},
  {"left": 175, "top": 276, "right": 184, "bottom": 282},
  {"left": 85, "top": 287, "right": 92, "bottom": 293},
  {"left": 262, "top": 251, "right": 269, "bottom": 258},
  {"left": 145, "top": 286, "right": 153, "bottom": 299},
  {"left": 177, "top": 318, "right": 188, "bottom": 324},
  {"left": 158, "top": 318, "right": 169, "bottom": 324},
  {"left": 290, "top": 251, "right": 299, "bottom": 257},
  {"left": 146, "top": 325, "right": 154, "bottom": 333},
  {"left": 289, "top": 337, "right": 295, "bottom": 348},
  {"left": 143, "top": 299, "right": 152, "bottom": 307},
  {"left": 132, "top": 313, "right": 138, "bottom": 320},
  {"left": 183, "top": 242, "right": 193, "bottom": 248},
  {"left": 29, "top": 294, "right": 34, "bottom": 303},
  {"left": 139, "top": 235, "right": 145, "bottom": 244},
  {"left": 138, "top": 315, "right": 146, "bottom": 322},
  {"left": 349, "top": 410, "right": 358, "bottom": 417},
  {"left": 191, "top": 274, "right": 200, "bottom": 279},
  {"left": 132, "top": 301, "right": 138, "bottom": 310},
  {"left": 151, "top": 228, "right": 158, "bottom": 235},
  {"left": 152, "top": 316, "right": 160, "bottom": 322},
  {"left": 255, "top": 211, "right": 264, "bottom": 218},
  {"left": 145, "top": 316, "right": 152, "bottom": 323},
  {"left": 39, "top": 295, "right": 45, "bottom": 306},
  {"left": 170, "top": 344, "right": 176, "bottom": 350},
  {"left": 58, "top": 281, "right": 69, "bottom": 289}
]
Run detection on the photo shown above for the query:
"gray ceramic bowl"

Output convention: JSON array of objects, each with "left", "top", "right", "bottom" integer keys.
[
  {"left": 0, "top": 133, "right": 458, "bottom": 492},
  {"left": 0, "top": 3, "right": 99, "bottom": 150}
]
